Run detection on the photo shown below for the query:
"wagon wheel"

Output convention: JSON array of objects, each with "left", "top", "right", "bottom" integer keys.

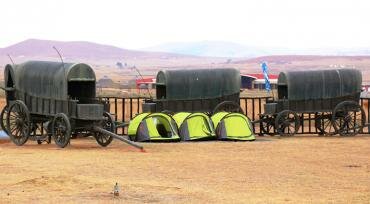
[
  {"left": 315, "top": 112, "right": 336, "bottom": 136},
  {"left": 213, "top": 101, "right": 243, "bottom": 114},
  {"left": 275, "top": 110, "right": 300, "bottom": 136},
  {"left": 259, "top": 114, "right": 275, "bottom": 136},
  {"left": 6, "top": 100, "right": 31, "bottom": 146},
  {"left": 1, "top": 105, "right": 9, "bottom": 134},
  {"left": 332, "top": 101, "right": 365, "bottom": 136},
  {"left": 94, "top": 112, "right": 115, "bottom": 147},
  {"left": 52, "top": 113, "right": 71, "bottom": 148}
]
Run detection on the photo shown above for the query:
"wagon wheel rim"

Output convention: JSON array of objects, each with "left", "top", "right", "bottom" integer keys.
[
  {"left": 95, "top": 112, "right": 115, "bottom": 147},
  {"left": 6, "top": 101, "right": 30, "bottom": 146},
  {"left": 52, "top": 113, "right": 71, "bottom": 148},
  {"left": 213, "top": 101, "right": 243, "bottom": 114},
  {"left": 332, "top": 101, "right": 365, "bottom": 136},
  {"left": 315, "top": 112, "right": 336, "bottom": 136},
  {"left": 275, "top": 110, "right": 299, "bottom": 136},
  {"left": 260, "top": 115, "right": 275, "bottom": 135},
  {"left": 1, "top": 105, "right": 9, "bottom": 134}
]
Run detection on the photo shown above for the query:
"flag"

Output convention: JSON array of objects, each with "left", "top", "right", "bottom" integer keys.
[{"left": 261, "top": 62, "right": 271, "bottom": 92}]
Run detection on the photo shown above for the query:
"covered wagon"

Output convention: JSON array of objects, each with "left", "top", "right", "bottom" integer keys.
[
  {"left": 1, "top": 61, "right": 142, "bottom": 149},
  {"left": 143, "top": 68, "right": 241, "bottom": 113},
  {"left": 260, "top": 69, "right": 365, "bottom": 136}
]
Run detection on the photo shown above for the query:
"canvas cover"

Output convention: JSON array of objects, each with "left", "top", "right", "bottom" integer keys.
[
  {"left": 128, "top": 113, "right": 180, "bottom": 142},
  {"left": 4, "top": 61, "right": 96, "bottom": 101},
  {"left": 173, "top": 112, "right": 216, "bottom": 141},
  {"left": 211, "top": 112, "right": 255, "bottom": 141},
  {"left": 278, "top": 69, "right": 362, "bottom": 101},
  {"left": 156, "top": 68, "right": 240, "bottom": 100}
]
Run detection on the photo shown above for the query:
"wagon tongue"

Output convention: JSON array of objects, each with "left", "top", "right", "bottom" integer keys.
[{"left": 93, "top": 126, "right": 144, "bottom": 151}]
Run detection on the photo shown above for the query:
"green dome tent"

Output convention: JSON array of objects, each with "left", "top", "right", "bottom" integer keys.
[
  {"left": 128, "top": 113, "right": 180, "bottom": 142},
  {"left": 211, "top": 112, "right": 255, "bottom": 141},
  {"left": 173, "top": 112, "right": 216, "bottom": 141}
]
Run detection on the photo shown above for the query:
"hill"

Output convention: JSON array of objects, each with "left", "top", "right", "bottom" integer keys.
[
  {"left": 0, "top": 39, "right": 228, "bottom": 81},
  {"left": 1, "top": 39, "right": 370, "bottom": 82},
  {"left": 0, "top": 39, "right": 225, "bottom": 67}
]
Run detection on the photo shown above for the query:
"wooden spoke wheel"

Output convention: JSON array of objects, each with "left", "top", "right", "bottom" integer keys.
[
  {"left": 52, "top": 113, "right": 71, "bottom": 148},
  {"left": 94, "top": 112, "right": 115, "bottom": 147},
  {"left": 1, "top": 105, "right": 9, "bottom": 134},
  {"left": 332, "top": 101, "right": 365, "bottom": 136},
  {"left": 315, "top": 112, "right": 336, "bottom": 136},
  {"left": 259, "top": 114, "right": 275, "bottom": 136},
  {"left": 213, "top": 101, "right": 243, "bottom": 114},
  {"left": 6, "top": 100, "right": 31, "bottom": 146},
  {"left": 275, "top": 110, "right": 300, "bottom": 136}
]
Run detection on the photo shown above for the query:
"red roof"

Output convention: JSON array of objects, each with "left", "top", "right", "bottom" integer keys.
[
  {"left": 135, "top": 74, "right": 278, "bottom": 86},
  {"left": 136, "top": 77, "right": 156, "bottom": 85},
  {"left": 241, "top": 73, "right": 278, "bottom": 80}
]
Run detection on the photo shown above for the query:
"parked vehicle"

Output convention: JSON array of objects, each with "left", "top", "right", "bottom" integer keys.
[
  {"left": 1, "top": 61, "right": 142, "bottom": 149},
  {"left": 258, "top": 69, "right": 365, "bottom": 136},
  {"left": 143, "top": 68, "right": 241, "bottom": 113}
]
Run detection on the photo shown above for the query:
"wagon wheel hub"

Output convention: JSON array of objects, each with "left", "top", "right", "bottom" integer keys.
[
  {"left": 283, "top": 120, "right": 293, "bottom": 126},
  {"left": 343, "top": 113, "right": 352, "bottom": 123},
  {"left": 15, "top": 118, "right": 24, "bottom": 126},
  {"left": 56, "top": 125, "right": 67, "bottom": 132}
]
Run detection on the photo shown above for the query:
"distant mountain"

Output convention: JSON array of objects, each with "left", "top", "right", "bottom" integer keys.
[
  {"left": 144, "top": 41, "right": 370, "bottom": 57},
  {"left": 144, "top": 41, "right": 268, "bottom": 58},
  {"left": 2, "top": 39, "right": 370, "bottom": 82},
  {"left": 0, "top": 39, "right": 210, "bottom": 66}
]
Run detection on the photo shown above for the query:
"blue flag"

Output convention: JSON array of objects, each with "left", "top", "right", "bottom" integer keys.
[{"left": 261, "top": 62, "right": 271, "bottom": 92}]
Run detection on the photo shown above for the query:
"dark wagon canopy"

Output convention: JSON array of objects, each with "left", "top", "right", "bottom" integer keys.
[
  {"left": 277, "top": 69, "right": 362, "bottom": 101},
  {"left": 156, "top": 68, "right": 241, "bottom": 100},
  {"left": 4, "top": 61, "right": 96, "bottom": 101},
  {"left": 262, "top": 68, "right": 365, "bottom": 137}
]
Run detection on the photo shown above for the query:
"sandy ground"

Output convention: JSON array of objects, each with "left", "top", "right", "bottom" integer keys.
[{"left": 0, "top": 135, "right": 369, "bottom": 203}]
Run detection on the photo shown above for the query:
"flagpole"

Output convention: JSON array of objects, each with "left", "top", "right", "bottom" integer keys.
[{"left": 271, "top": 87, "right": 275, "bottom": 101}]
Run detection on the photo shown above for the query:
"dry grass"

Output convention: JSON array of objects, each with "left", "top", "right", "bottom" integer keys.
[
  {"left": 0, "top": 93, "right": 369, "bottom": 203},
  {"left": 0, "top": 136, "right": 369, "bottom": 203}
]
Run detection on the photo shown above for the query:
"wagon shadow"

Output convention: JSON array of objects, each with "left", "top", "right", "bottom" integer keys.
[{"left": 9, "top": 142, "right": 104, "bottom": 151}]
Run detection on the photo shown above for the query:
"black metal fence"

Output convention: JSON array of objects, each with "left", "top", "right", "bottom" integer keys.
[{"left": 101, "top": 96, "right": 370, "bottom": 135}]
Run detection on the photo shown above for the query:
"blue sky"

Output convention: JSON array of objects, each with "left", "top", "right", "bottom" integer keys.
[{"left": 0, "top": 0, "right": 369, "bottom": 49}]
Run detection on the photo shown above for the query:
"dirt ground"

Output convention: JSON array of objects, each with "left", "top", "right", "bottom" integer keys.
[{"left": 0, "top": 135, "right": 369, "bottom": 203}]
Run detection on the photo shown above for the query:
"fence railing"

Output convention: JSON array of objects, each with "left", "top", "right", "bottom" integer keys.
[{"left": 101, "top": 96, "right": 370, "bottom": 135}]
